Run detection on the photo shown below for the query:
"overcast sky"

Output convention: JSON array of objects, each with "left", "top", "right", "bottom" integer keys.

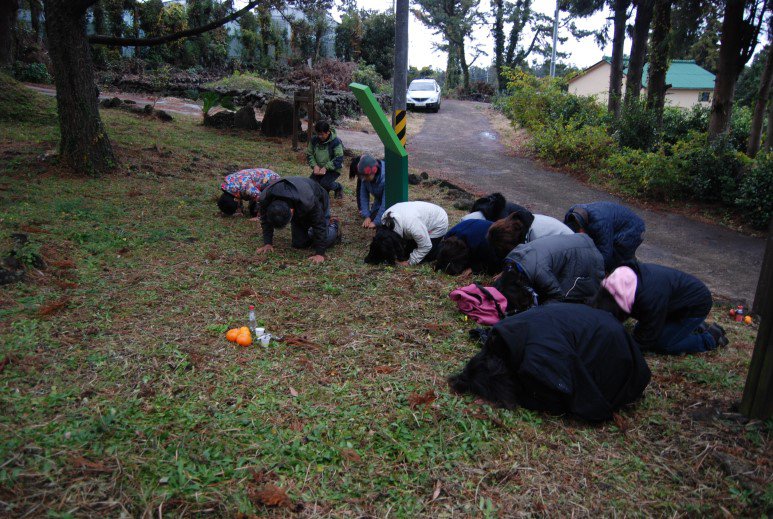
[{"left": 336, "top": 0, "right": 626, "bottom": 71}]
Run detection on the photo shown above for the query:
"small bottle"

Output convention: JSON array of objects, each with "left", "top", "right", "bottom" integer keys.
[
  {"left": 735, "top": 305, "right": 744, "bottom": 322},
  {"left": 248, "top": 305, "right": 257, "bottom": 333}
]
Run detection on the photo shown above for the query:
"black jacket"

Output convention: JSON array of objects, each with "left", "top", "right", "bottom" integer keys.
[
  {"left": 259, "top": 177, "right": 330, "bottom": 255},
  {"left": 472, "top": 193, "right": 528, "bottom": 222},
  {"left": 486, "top": 303, "right": 651, "bottom": 421},
  {"left": 627, "top": 261, "right": 713, "bottom": 351}
]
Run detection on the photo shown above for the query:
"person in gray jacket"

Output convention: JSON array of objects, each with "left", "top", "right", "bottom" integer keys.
[
  {"left": 494, "top": 233, "right": 605, "bottom": 313},
  {"left": 487, "top": 208, "right": 573, "bottom": 260}
]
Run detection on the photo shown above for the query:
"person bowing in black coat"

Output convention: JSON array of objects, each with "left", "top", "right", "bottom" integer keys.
[{"left": 591, "top": 262, "right": 728, "bottom": 354}]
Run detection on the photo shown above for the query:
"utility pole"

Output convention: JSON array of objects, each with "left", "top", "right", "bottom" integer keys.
[
  {"left": 393, "top": 0, "right": 408, "bottom": 147},
  {"left": 550, "top": 0, "right": 560, "bottom": 77}
]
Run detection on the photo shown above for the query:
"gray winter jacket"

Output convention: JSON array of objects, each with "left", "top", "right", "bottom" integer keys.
[{"left": 505, "top": 233, "right": 605, "bottom": 302}]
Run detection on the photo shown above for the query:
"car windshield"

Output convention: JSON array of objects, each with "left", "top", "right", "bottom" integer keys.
[{"left": 409, "top": 82, "right": 435, "bottom": 91}]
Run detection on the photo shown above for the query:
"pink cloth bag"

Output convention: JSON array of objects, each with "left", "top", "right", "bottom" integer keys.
[{"left": 449, "top": 284, "right": 508, "bottom": 325}]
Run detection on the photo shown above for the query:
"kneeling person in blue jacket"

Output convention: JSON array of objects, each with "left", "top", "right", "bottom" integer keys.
[
  {"left": 434, "top": 219, "right": 500, "bottom": 276},
  {"left": 564, "top": 202, "right": 645, "bottom": 272},
  {"left": 256, "top": 177, "right": 341, "bottom": 264},
  {"left": 355, "top": 155, "right": 386, "bottom": 229}
]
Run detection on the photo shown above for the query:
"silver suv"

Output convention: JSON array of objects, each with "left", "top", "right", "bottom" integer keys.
[{"left": 406, "top": 79, "right": 441, "bottom": 112}]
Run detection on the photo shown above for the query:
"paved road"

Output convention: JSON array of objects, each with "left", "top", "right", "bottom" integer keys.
[{"left": 406, "top": 99, "right": 765, "bottom": 303}]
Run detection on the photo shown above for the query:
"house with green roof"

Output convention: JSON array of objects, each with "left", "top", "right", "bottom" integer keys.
[{"left": 568, "top": 58, "right": 716, "bottom": 109}]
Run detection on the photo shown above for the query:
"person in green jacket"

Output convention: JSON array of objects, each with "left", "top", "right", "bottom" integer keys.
[{"left": 306, "top": 120, "right": 344, "bottom": 199}]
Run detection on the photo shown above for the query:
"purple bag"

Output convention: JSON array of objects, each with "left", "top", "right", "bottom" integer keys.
[{"left": 449, "top": 283, "right": 508, "bottom": 325}]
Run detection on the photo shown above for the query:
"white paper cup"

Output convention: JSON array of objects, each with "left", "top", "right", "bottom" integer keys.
[
  {"left": 259, "top": 334, "right": 271, "bottom": 347},
  {"left": 254, "top": 327, "right": 265, "bottom": 335}
]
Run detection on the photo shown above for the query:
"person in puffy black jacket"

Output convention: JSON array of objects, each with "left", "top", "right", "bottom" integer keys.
[
  {"left": 462, "top": 193, "right": 528, "bottom": 222},
  {"left": 449, "top": 303, "right": 651, "bottom": 421},
  {"left": 591, "top": 262, "right": 728, "bottom": 354},
  {"left": 564, "top": 202, "right": 645, "bottom": 272},
  {"left": 256, "top": 177, "right": 341, "bottom": 263}
]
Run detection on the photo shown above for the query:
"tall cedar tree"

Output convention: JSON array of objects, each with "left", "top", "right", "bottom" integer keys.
[
  {"left": 748, "top": 33, "right": 773, "bottom": 156},
  {"left": 623, "top": 0, "right": 654, "bottom": 106},
  {"left": 646, "top": 0, "right": 671, "bottom": 129},
  {"left": 607, "top": 0, "right": 631, "bottom": 118}
]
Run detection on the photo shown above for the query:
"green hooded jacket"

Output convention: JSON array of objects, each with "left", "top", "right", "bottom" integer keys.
[{"left": 306, "top": 129, "right": 344, "bottom": 173}]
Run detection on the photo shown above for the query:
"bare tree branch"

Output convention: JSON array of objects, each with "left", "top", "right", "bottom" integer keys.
[{"left": 88, "top": 0, "right": 262, "bottom": 46}]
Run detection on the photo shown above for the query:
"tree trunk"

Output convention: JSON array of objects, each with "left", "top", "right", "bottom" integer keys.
[
  {"left": 44, "top": 0, "right": 117, "bottom": 175},
  {"left": 607, "top": 0, "right": 630, "bottom": 119},
  {"left": 624, "top": 0, "right": 654, "bottom": 107},
  {"left": 458, "top": 40, "right": 470, "bottom": 90},
  {"left": 493, "top": 0, "right": 505, "bottom": 91},
  {"left": 766, "top": 95, "right": 773, "bottom": 151},
  {"left": 446, "top": 40, "right": 460, "bottom": 89},
  {"left": 646, "top": 0, "right": 672, "bottom": 129},
  {"left": 747, "top": 43, "right": 773, "bottom": 157},
  {"left": 0, "top": 0, "right": 19, "bottom": 68},
  {"left": 708, "top": 0, "right": 746, "bottom": 140},
  {"left": 30, "top": 0, "right": 41, "bottom": 41}
]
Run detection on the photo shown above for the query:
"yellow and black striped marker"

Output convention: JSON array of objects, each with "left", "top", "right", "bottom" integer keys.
[{"left": 394, "top": 109, "right": 406, "bottom": 147}]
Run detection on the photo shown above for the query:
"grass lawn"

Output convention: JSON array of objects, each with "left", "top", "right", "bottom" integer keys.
[{"left": 0, "top": 76, "right": 770, "bottom": 517}]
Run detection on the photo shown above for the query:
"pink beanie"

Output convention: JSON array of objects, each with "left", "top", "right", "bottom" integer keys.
[{"left": 602, "top": 266, "right": 637, "bottom": 314}]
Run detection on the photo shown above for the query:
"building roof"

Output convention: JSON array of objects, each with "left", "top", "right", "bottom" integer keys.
[{"left": 570, "top": 58, "right": 715, "bottom": 91}]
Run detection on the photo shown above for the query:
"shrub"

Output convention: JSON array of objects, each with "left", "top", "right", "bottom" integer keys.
[
  {"left": 736, "top": 152, "right": 773, "bottom": 229},
  {"left": 352, "top": 62, "right": 387, "bottom": 93},
  {"left": 602, "top": 146, "right": 688, "bottom": 201},
  {"left": 12, "top": 62, "right": 52, "bottom": 84},
  {"left": 728, "top": 105, "right": 752, "bottom": 152},
  {"left": 661, "top": 105, "right": 708, "bottom": 144},
  {"left": 614, "top": 100, "right": 658, "bottom": 151},
  {"left": 500, "top": 68, "right": 605, "bottom": 131},
  {"left": 530, "top": 119, "right": 615, "bottom": 170},
  {"left": 203, "top": 71, "right": 274, "bottom": 92},
  {"left": 287, "top": 59, "right": 358, "bottom": 90},
  {"left": 672, "top": 133, "right": 748, "bottom": 205}
]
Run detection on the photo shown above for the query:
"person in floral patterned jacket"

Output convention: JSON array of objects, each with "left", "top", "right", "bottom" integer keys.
[{"left": 218, "top": 168, "right": 280, "bottom": 217}]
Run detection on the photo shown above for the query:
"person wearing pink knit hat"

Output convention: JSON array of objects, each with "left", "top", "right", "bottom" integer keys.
[{"left": 591, "top": 262, "right": 728, "bottom": 354}]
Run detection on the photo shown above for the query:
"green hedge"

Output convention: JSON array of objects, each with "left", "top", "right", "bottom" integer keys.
[{"left": 498, "top": 69, "right": 773, "bottom": 230}]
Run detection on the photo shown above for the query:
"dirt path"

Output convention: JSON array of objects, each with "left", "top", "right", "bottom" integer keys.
[{"left": 409, "top": 99, "right": 765, "bottom": 303}]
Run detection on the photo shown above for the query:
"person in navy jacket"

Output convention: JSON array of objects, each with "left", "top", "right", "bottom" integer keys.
[
  {"left": 564, "top": 202, "right": 645, "bottom": 272},
  {"left": 591, "top": 262, "right": 728, "bottom": 354},
  {"left": 434, "top": 219, "right": 500, "bottom": 276}
]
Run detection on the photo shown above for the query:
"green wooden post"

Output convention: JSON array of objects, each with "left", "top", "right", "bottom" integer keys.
[{"left": 348, "top": 82, "right": 408, "bottom": 207}]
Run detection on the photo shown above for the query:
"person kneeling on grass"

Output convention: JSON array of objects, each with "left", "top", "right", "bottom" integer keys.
[
  {"left": 307, "top": 120, "right": 344, "bottom": 199},
  {"left": 487, "top": 208, "right": 573, "bottom": 260},
  {"left": 256, "top": 177, "right": 341, "bottom": 264},
  {"left": 461, "top": 192, "right": 528, "bottom": 222},
  {"left": 218, "top": 168, "right": 280, "bottom": 217},
  {"left": 434, "top": 219, "right": 500, "bottom": 276},
  {"left": 364, "top": 201, "right": 448, "bottom": 266},
  {"left": 449, "top": 303, "right": 652, "bottom": 422},
  {"left": 591, "top": 262, "right": 728, "bottom": 354},
  {"left": 564, "top": 201, "right": 646, "bottom": 272},
  {"left": 355, "top": 155, "right": 386, "bottom": 229}
]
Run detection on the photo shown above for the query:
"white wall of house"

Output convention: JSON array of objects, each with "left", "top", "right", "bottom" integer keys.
[
  {"left": 664, "top": 89, "right": 712, "bottom": 109},
  {"left": 569, "top": 62, "right": 713, "bottom": 109}
]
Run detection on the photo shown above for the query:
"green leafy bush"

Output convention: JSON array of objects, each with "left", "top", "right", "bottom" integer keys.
[
  {"left": 661, "top": 106, "right": 709, "bottom": 144},
  {"left": 12, "top": 62, "right": 52, "bottom": 84},
  {"left": 530, "top": 119, "right": 615, "bottom": 170},
  {"left": 203, "top": 71, "right": 274, "bottom": 93},
  {"left": 728, "top": 105, "right": 752, "bottom": 152},
  {"left": 672, "top": 134, "right": 748, "bottom": 205},
  {"left": 736, "top": 152, "right": 773, "bottom": 229},
  {"left": 352, "top": 61, "right": 388, "bottom": 93},
  {"left": 500, "top": 68, "right": 605, "bottom": 131},
  {"left": 602, "top": 146, "right": 688, "bottom": 201},
  {"left": 614, "top": 100, "right": 658, "bottom": 151},
  {"left": 200, "top": 92, "right": 234, "bottom": 117}
]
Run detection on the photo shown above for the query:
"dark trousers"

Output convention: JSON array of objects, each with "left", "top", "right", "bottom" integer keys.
[
  {"left": 290, "top": 207, "right": 338, "bottom": 250},
  {"left": 643, "top": 316, "right": 716, "bottom": 354},
  {"left": 310, "top": 170, "right": 342, "bottom": 194}
]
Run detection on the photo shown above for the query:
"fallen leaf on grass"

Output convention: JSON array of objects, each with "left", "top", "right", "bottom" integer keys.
[
  {"left": 48, "top": 260, "right": 76, "bottom": 269},
  {"left": 289, "top": 387, "right": 299, "bottom": 397},
  {"left": 0, "top": 355, "right": 15, "bottom": 373},
  {"left": 68, "top": 455, "right": 113, "bottom": 473},
  {"left": 19, "top": 224, "right": 49, "bottom": 234},
  {"left": 612, "top": 413, "right": 629, "bottom": 434},
  {"left": 235, "top": 287, "right": 257, "bottom": 299},
  {"left": 39, "top": 297, "right": 70, "bottom": 316},
  {"left": 341, "top": 449, "right": 361, "bottom": 462},
  {"left": 250, "top": 483, "right": 292, "bottom": 509},
  {"left": 430, "top": 480, "right": 442, "bottom": 501},
  {"left": 374, "top": 365, "right": 397, "bottom": 374},
  {"left": 408, "top": 390, "right": 437, "bottom": 409},
  {"left": 53, "top": 279, "right": 78, "bottom": 290}
]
